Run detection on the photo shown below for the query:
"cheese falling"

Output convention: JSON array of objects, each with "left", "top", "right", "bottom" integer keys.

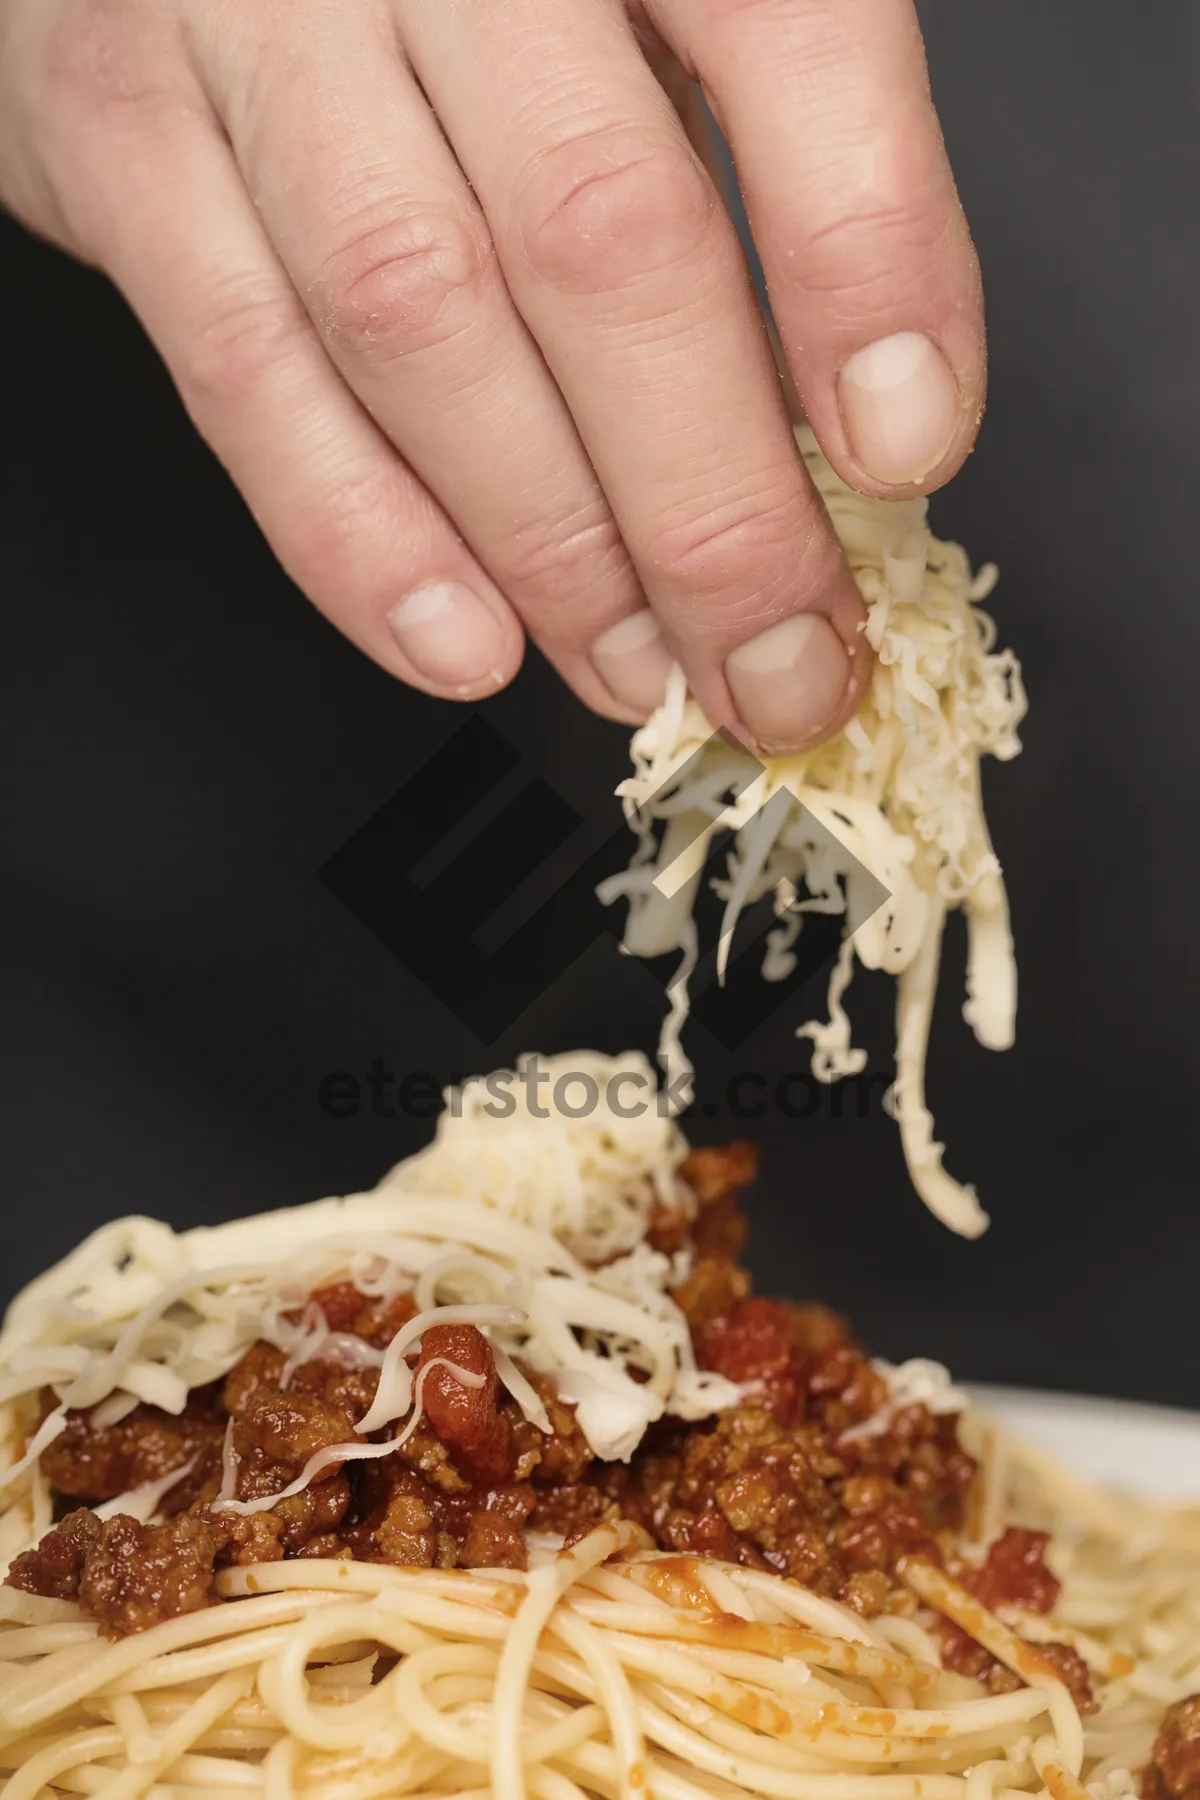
[{"left": 601, "top": 428, "right": 1027, "bottom": 1237}]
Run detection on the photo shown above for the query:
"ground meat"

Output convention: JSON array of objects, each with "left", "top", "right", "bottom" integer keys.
[
  {"left": 1038, "top": 1639, "right": 1096, "bottom": 1714},
  {"left": 345, "top": 1459, "right": 535, "bottom": 1571},
  {"left": 8, "top": 1507, "right": 220, "bottom": 1635},
  {"left": 14, "top": 1316, "right": 541, "bottom": 1629},
  {"left": 438, "top": 1481, "right": 533, "bottom": 1538},
  {"left": 646, "top": 1145, "right": 757, "bottom": 1270},
  {"left": 531, "top": 1479, "right": 620, "bottom": 1543},
  {"left": 41, "top": 1395, "right": 224, "bottom": 1500},
  {"left": 342, "top": 1464, "right": 431, "bottom": 1564},
  {"left": 960, "top": 1526, "right": 1061, "bottom": 1615},
  {"left": 7, "top": 1507, "right": 102, "bottom": 1599},
  {"left": 80, "top": 1515, "right": 221, "bottom": 1635},
  {"left": 679, "top": 1143, "right": 758, "bottom": 1205},
  {"left": 1143, "top": 1698, "right": 1200, "bottom": 1800},
  {"left": 936, "top": 1530, "right": 1091, "bottom": 1711},
  {"left": 417, "top": 1325, "right": 512, "bottom": 1485},
  {"left": 299, "top": 1530, "right": 356, "bottom": 1561},
  {"left": 891, "top": 1420, "right": 979, "bottom": 1531},
  {"left": 309, "top": 1281, "right": 418, "bottom": 1349},
  {"left": 696, "top": 1297, "right": 805, "bottom": 1425},
  {"left": 679, "top": 1143, "right": 756, "bottom": 1267},
  {"left": 375, "top": 1490, "right": 436, "bottom": 1567},
  {"left": 218, "top": 1509, "right": 286, "bottom": 1566},
  {"left": 235, "top": 1390, "right": 354, "bottom": 1474},
  {"left": 693, "top": 1192, "right": 751, "bottom": 1263},
  {"left": 272, "top": 1477, "right": 354, "bottom": 1550},
  {"left": 629, "top": 1402, "right": 923, "bottom": 1594},
  {"left": 387, "top": 1421, "right": 472, "bottom": 1494},
  {"left": 225, "top": 1389, "right": 355, "bottom": 1552},
  {"left": 460, "top": 1510, "right": 527, "bottom": 1569},
  {"left": 782, "top": 1303, "right": 851, "bottom": 1360},
  {"left": 222, "top": 1341, "right": 378, "bottom": 1426},
  {"left": 936, "top": 1622, "right": 1025, "bottom": 1692},
  {"left": 304, "top": 1282, "right": 366, "bottom": 1333},
  {"left": 232, "top": 1390, "right": 356, "bottom": 1498},
  {"left": 837, "top": 1472, "right": 936, "bottom": 1569},
  {"left": 510, "top": 1369, "right": 591, "bottom": 1484},
  {"left": 676, "top": 1280, "right": 973, "bottom": 1604},
  {"left": 936, "top": 1621, "right": 1095, "bottom": 1709},
  {"left": 646, "top": 1199, "right": 693, "bottom": 1256},
  {"left": 671, "top": 1256, "right": 751, "bottom": 1328},
  {"left": 662, "top": 1500, "right": 752, "bottom": 1565},
  {"left": 808, "top": 1343, "right": 891, "bottom": 1437},
  {"left": 221, "top": 1343, "right": 288, "bottom": 1417},
  {"left": 4, "top": 1142, "right": 997, "bottom": 1638}
]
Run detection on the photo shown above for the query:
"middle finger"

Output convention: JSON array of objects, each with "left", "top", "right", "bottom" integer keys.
[{"left": 400, "top": 0, "right": 870, "bottom": 755}]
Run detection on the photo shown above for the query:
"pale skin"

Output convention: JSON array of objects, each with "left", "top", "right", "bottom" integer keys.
[{"left": 0, "top": 0, "right": 986, "bottom": 757}]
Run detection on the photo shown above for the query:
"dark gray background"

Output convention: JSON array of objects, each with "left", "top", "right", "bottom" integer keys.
[{"left": 2, "top": 2, "right": 1197, "bottom": 1402}]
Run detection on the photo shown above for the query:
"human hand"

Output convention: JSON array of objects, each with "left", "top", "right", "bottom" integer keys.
[{"left": 0, "top": 0, "right": 984, "bottom": 755}]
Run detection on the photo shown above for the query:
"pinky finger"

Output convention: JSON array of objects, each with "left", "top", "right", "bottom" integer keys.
[{"left": 74, "top": 100, "right": 524, "bottom": 702}]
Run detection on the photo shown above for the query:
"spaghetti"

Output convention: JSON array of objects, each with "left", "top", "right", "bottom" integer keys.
[{"left": 3, "top": 1450, "right": 1199, "bottom": 1800}]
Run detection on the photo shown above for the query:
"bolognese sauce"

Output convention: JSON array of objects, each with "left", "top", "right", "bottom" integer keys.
[
  {"left": 2, "top": 1138, "right": 1070, "bottom": 1705},
  {"left": 1144, "top": 1698, "right": 1200, "bottom": 1800}
]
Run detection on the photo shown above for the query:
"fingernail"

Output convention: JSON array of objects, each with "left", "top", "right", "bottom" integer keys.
[
  {"left": 387, "top": 581, "right": 507, "bottom": 688},
  {"left": 590, "top": 610, "right": 674, "bottom": 716},
  {"left": 838, "top": 331, "right": 960, "bottom": 486},
  {"left": 725, "top": 614, "right": 849, "bottom": 753}
]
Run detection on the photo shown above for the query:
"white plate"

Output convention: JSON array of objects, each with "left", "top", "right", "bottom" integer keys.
[{"left": 969, "top": 1384, "right": 1200, "bottom": 1503}]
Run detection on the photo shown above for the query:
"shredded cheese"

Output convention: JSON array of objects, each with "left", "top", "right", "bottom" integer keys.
[
  {"left": 841, "top": 1358, "right": 970, "bottom": 1444},
  {"left": 0, "top": 1054, "right": 739, "bottom": 1519},
  {"left": 389, "top": 1049, "right": 686, "bottom": 1263},
  {"left": 601, "top": 427, "right": 1026, "bottom": 1237}
]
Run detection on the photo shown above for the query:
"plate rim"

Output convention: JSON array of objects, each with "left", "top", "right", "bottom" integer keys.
[
  {"left": 968, "top": 1382, "right": 1200, "bottom": 1430},
  {"left": 966, "top": 1381, "right": 1200, "bottom": 1501}
]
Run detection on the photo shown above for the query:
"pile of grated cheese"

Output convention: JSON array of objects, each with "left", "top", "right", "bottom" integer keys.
[
  {"left": 0, "top": 1053, "right": 741, "bottom": 1547},
  {"left": 600, "top": 428, "right": 1027, "bottom": 1238},
  {"left": 0, "top": 1051, "right": 978, "bottom": 1571},
  {"left": 386, "top": 1049, "right": 685, "bottom": 1265}
]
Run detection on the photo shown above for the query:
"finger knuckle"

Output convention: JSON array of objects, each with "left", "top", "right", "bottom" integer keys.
[
  {"left": 44, "top": 0, "right": 178, "bottom": 124},
  {"left": 504, "top": 499, "right": 633, "bottom": 612},
  {"left": 318, "top": 212, "right": 495, "bottom": 364},
  {"left": 513, "top": 122, "right": 713, "bottom": 294},
  {"left": 177, "top": 277, "right": 309, "bottom": 420},
  {"left": 288, "top": 462, "right": 418, "bottom": 593},
  {"left": 649, "top": 488, "right": 824, "bottom": 621},
  {"left": 706, "top": 0, "right": 818, "bottom": 21},
  {"left": 793, "top": 194, "right": 955, "bottom": 308}
]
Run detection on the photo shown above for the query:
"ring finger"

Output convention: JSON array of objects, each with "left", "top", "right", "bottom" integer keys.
[{"left": 194, "top": 2, "right": 659, "bottom": 721}]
